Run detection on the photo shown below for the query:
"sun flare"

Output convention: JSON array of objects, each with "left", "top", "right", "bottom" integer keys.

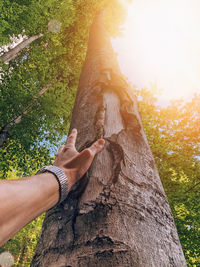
[{"left": 112, "top": 0, "right": 200, "bottom": 103}]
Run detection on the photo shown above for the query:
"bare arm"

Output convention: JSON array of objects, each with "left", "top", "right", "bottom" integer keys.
[{"left": 0, "top": 129, "right": 104, "bottom": 246}]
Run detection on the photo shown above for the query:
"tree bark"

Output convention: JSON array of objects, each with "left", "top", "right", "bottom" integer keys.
[
  {"left": 31, "top": 13, "right": 186, "bottom": 267},
  {"left": 0, "top": 33, "right": 43, "bottom": 63}
]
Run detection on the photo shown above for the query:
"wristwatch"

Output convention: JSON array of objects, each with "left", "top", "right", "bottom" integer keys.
[{"left": 37, "top": 165, "right": 68, "bottom": 205}]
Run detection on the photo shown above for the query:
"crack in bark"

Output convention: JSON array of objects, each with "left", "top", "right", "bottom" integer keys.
[
  {"left": 106, "top": 138, "right": 125, "bottom": 184},
  {"left": 71, "top": 209, "right": 78, "bottom": 246},
  {"left": 98, "top": 186, "right": 117, "bottom": 208},
  {"left": 86, "top": 235, "right": 114, "bottom": 247}
]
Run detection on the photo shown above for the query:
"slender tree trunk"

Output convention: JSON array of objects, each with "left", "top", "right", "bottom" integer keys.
[
  {"left": 0, "top": 33, "right": 44, "bottom": 145},
  {"left": 31, "top": 13, "right": 186, "bottom": 267},
  {"left": 0, "top": 33, "right": 43, "bottom": 63}
]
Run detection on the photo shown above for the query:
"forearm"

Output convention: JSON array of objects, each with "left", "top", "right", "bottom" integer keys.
[
  {"left": 0, "top": 129, "right": 104, "bottom": 247},
  {"left": 0, "top": 173, "right": 59, "bottom": 246}
]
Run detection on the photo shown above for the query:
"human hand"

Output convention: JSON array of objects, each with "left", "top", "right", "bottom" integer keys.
[{"left": 53, "top": 129, "right": 105, "bottom": 192}]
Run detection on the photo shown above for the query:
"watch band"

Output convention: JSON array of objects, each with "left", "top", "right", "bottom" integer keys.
[{"left": 37, "top": 165, "right": 68, "bottom": 205}]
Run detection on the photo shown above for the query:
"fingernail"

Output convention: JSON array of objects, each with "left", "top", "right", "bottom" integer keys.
[
  {"left": 98, "top": 139, "right": 105, "bottom": 146},
  {"left": 72, "top": 128, "right": 77, "bottom": 133}
]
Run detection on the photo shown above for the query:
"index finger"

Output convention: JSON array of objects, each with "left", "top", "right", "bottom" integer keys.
[{"left": 65, "top": 128, "right": 77, "bottom": 147}]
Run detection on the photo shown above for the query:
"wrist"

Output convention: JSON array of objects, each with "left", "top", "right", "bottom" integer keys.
[
  {"left": 53, "top": 165, "right": 75, "bottom": 192},
  {"left": 37, "top": 165, "right": 69, "bottom": 205},
  {"left": 35, "top": 173, "right": 59, "bottom": 208}
]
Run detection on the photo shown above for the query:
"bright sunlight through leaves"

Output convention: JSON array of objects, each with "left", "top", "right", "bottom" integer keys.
[{"left": 113, "top": 0, "right": 200, "bottom": 104}]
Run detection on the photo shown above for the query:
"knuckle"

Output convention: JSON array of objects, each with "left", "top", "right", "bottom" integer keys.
[
  {"left": 86, "top": 148, "right": 92, "bottom": 154},
  {"left": 83, "top": 148, "right": 93, "bottom": 157},
  {"left": 88, "top": 148, "right": 94, "bottom": 156},
  {"left": 92, "top": 143, "right": 98, "bottom": 150},
  {"left": 63, "top": 146, "right": 69, "bottom": 152}
]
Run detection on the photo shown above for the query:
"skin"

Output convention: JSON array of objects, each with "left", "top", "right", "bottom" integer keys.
[{"left": 0, "top": 129, "right": 105, "bottom": 247}]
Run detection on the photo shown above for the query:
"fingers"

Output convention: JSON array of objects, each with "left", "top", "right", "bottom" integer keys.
[
  {"left": 65, "top": 128, "right": 77, "bottom": 148},
  {"left": 58, "top": 146, "right": 64, "bottom": 153},
  {"left": 63, "top": 138, "right": 105, "bottom": 190},
  {"left": 64, "top": 139, "right": 105, "bottom": 169},
  {"left": 88, "top": 139, "right": 105, "bottom": 156},
  {"left": 55, "top": 146, "right": 64, "bottom": 158}
]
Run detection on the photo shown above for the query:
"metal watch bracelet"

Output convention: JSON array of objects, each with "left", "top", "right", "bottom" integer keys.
[{"left": 37, "top": 165, "right": 68, "bottom": 205}]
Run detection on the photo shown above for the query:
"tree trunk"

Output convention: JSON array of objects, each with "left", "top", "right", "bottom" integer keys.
[
  {"left": 31, "top": 13, "right": 186, "bottom": 267},
  {"left": 0, "top": 33, "right": 43, "bottom": 63}
]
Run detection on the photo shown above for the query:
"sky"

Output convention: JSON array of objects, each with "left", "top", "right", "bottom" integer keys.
[{"left": 112, "top": 0, "right": 200, "bottom": 105}]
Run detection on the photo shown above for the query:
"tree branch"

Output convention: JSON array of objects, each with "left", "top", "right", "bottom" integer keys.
[
  {"left": 0, "top": 34, "right": 43, "bottom": 63},
  {"left": 184, "top": 180, "right": 200, "bottom": 193}
]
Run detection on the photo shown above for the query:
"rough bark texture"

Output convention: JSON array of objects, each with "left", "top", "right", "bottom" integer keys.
[
  {"left": 31, "top": 13, "right": 186, "bottom": 267},
  {"left": 0, "top": 33, "right": 43, "bottom": 63}
]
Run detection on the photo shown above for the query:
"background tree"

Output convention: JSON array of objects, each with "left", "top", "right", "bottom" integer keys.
[{"left": 0, "top": 34, "right": 43, "bottom": 63}]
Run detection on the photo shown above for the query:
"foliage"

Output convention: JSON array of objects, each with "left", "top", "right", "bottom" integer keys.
[
  {"left": 134, "top": 87, "right": 200, "bottom": 266},
  {"left": 0, "top": 0, "right": 125, "bottom": 45},
  {"left": 0, "top": 216, "right": 45, "bottom": 267}
]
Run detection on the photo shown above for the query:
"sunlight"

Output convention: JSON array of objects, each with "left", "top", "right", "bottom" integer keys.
[{"left": 113, "top": 0, "right": 200, "bottom": 103}]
